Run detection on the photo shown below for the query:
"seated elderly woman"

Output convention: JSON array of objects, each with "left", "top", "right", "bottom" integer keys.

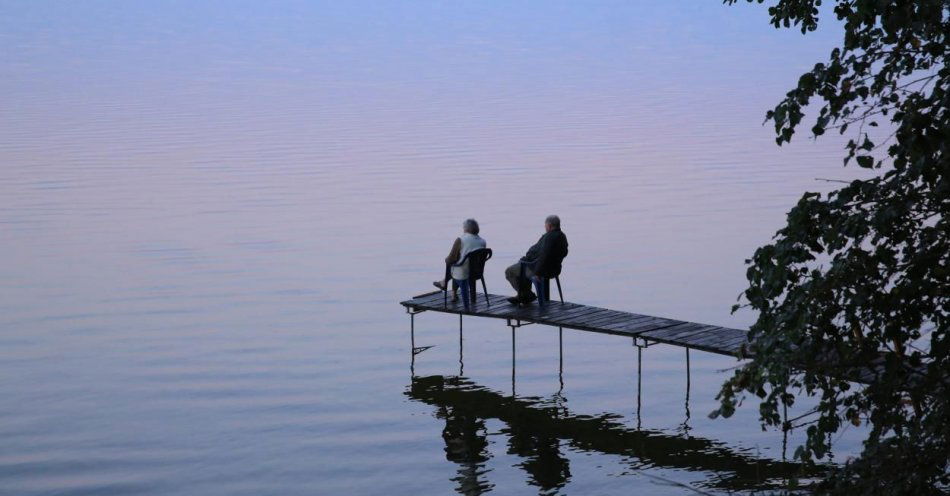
[{"left": 433, "top": 218, "right": 487, "bottom": 302}]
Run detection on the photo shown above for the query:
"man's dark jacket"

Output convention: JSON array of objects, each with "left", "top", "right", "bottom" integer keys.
[{"left": 521, "top": 229, "right": 569, "bottom": 278}]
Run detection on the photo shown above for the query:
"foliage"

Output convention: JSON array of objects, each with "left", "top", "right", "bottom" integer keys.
[{"left": 714, "top": 0, "right": 949, "bottom": 493}]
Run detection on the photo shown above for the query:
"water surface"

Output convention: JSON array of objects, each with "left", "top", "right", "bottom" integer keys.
[{"left": 1, "top": 2, "right": 873, "bottom": 494}]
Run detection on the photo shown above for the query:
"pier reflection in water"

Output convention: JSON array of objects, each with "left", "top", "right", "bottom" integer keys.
[
  {"left": 408, "top": 374, "right": 814, "bottom": 495},
  {"left": 408, "top": 329, "right": 811, "bottom": 495}
]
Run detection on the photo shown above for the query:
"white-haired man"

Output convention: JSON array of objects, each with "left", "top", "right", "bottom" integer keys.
[{"left": 505, "top": 215, "right": 568, "bottom": 305}]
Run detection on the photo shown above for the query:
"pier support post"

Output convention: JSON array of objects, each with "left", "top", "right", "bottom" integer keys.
[
  {"left": 406, "top": 307, "right": 431, "bottom": 357},
  {"left": 459, "top": 315, "right": 464, "bottom": 376},
  {"left": 685, "top": 347, "right": 691, "bottom": 391},
  {"left": 409, "top": 312, "right": 416, "bottom": 377},
  {"left": 511, "top": 324, "right": 517, "bottom": 395},
  {"left": 511, "top": 326, "right": 516, "bottom": 396},
  {"left": 558, "top": 327, "right": 564, "bottom": 390},
  {"left": 683, "top": 347, "right": 692, "bottom": 437},
  {"left": 502, "top": 319, "right": 534, "bottom": 395},
  {"left": 636, "top": 345, "right": 642, "bottom": 430}
]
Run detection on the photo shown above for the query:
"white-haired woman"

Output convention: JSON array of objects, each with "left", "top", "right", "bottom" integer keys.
[{"left": 433, "top": 218, "right": 486, "bottom": 302}]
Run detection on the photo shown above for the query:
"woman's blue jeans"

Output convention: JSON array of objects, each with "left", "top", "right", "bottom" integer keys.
[{"left": 453, "top": 278, "right": 470, "bottom": 311}]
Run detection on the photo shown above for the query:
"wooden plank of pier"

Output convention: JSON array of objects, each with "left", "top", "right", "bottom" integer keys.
[{"left": 400, "top": 290, "right": 750, "bottom": 357}]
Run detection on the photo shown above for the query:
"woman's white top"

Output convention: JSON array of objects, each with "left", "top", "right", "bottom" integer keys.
[{"left": 451, "top": 232, "right": 487, "bottom": 280}]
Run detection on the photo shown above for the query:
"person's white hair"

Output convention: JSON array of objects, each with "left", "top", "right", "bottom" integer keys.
[
  {"left": 545, "top": 215, "right": 560, "bottom": 229},
  {"left": 463, "top": 218, "right": 480, "bottom": 235}
]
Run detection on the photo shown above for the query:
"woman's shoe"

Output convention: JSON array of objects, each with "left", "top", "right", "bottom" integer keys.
[{"left": 433, "top": 280, "right": 447, "bottom": 290}]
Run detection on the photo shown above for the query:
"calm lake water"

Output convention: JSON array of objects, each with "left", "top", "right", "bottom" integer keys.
[{"left": 1, "top": 2, "right": 875, "bottom": 495}]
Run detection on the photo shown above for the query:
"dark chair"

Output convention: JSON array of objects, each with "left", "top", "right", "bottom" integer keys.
[
  {"left": 444, "top": 248, "right": 493, "bottom": 310},
  {"left": 532, "top": 273, "right": 563, "bottom": 308}
]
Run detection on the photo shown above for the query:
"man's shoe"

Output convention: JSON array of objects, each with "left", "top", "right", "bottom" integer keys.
[
  {"left": 507, "top": 296, "right": 522, "bottom": 305},
  {"left": 433, "top": 280, "right": 446, "bottom": 290},
  {"left": 524, "top": 292, "right": 538, "bottom": 303}
]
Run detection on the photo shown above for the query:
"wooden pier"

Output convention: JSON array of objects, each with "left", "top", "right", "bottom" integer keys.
[
  {"left": 400, "top": 290, "right": 927, "bottom": 389},
  {"left": 401, "top": 290, "right": 750, "bottom": 357}
]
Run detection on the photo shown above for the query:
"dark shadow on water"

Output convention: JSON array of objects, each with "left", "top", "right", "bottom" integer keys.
[
  {"left": 437, "top": 399, "right": 495, "bottom": 495},
  {"left": 406, "top": 375, "right": 820, "bottom": 495}
]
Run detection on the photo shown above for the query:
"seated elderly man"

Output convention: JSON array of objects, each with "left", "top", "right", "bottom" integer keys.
[{"left": 505, "top": 215, "right": 568, "bottom": 306}]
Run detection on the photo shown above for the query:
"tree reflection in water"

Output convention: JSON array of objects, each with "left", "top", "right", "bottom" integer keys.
[{"left": 407, "top": 375, "right": 819, "bottom": 494}]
